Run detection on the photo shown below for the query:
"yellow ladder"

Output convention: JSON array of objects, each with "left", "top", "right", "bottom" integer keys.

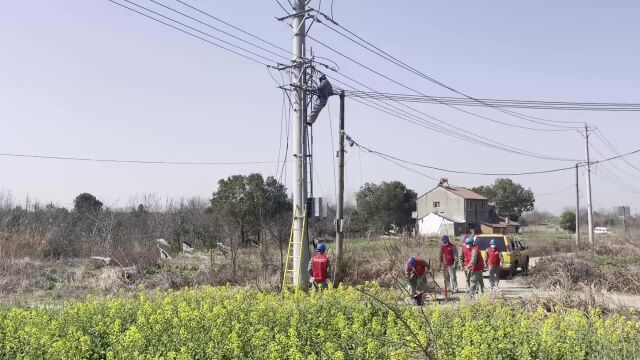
[{"left": 282, "top": 209, "right": 307, "bottom": 289}]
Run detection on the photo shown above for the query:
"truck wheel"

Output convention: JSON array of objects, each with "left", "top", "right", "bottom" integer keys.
[{"left": 510, "top": 263, "right": 518, "bottom": 278}]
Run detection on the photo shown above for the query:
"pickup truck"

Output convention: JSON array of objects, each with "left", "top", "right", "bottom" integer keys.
[{"left": 474, "top": 234, "right": 529, "bottom": 278}]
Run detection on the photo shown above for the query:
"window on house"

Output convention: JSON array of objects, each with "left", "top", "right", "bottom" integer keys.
[
  {"left": 433, "top": 201, "right": 440, "bottom": 208},
  {"left": 481, "top": 202, "right": 485, "bottom": 210},
  {"left": 467, "top": 202, "right": 473, "bottom": 210}
]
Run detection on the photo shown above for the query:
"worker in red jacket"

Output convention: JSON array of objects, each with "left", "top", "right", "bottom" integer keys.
[
  {"left": 308, "top": 242, "right": 330, "bottom": 289},
  {"left": 460, "top": 237, "right": 485, "bottom": 295},
  {"left": 485, "top": 239, "right": 503, "bottom": 290},
  {"left": 438, "top": 235, "right": 458, "bottom": 293},
  {"left": 405, "top": 256, "right": 429, "bottom": 296}
]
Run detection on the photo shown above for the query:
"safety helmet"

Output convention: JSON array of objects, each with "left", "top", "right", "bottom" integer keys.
[
  {"left": 465, "top": 237, "right": 474, "bottom": 245},
  {"left": 490, "top": 239, "right": 497, "bottom": 246},
  {"left": 442, "top": 235, "right": 449, "bottom": 243},
  {"left": 408, "top": 256, "right": 417, "bottom": 268},
  {"left": 316, "top": 243, "right": 326, "bottom": 252}
]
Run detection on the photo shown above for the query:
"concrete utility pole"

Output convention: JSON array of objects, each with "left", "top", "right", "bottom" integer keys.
[
  {"left": 291, "top": 0, "right": 309, "bottom": 286},
  {"left": 584, "top": 125, "right": 595, "bottom": 245},
  {"left": 335, "top": 90, "right": 345, "bottom": 282},
  {"left": 575, "top": 163, "right": 580, "bottom": 246}
]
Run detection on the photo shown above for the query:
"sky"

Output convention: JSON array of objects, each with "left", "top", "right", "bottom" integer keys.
[{"left": 1, "top": 0, "right": 640, "bottom": 214}]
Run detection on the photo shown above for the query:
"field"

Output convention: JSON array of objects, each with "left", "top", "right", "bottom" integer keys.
[
  {"left": 2, "top": 229, "right": 640, "bottom": 359},
  {"left": 1, "top": 286, "right": 639, "bottom": 359}
]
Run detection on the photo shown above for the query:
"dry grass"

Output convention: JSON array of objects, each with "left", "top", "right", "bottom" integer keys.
[{"left": 526, "top": 243, "right": 640, "bottom": 295}]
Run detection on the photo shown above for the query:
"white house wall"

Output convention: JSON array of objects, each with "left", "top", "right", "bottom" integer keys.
[
  {"left": 417, "top": 213, "right": 456, "bottom": 236},
  {"left": 417, "top": 187, "right": 465, "bottom": 220}
]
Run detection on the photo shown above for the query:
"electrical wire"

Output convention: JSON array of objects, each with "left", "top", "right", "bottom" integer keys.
[
  {"left": 149, "top": 0, "right": 290, "bottom": 62},
  {"left": 116, "top": 0, "right": 579, "bottom": 162},
  {"left": 120, "top": 0, "right": 283, "bottom": 65},
  {"left": 362, "top": 150, "right": 439, "bottom": 181},
  {"left": 172, "top": 0, "right": 292, "bottom": 56},
  {"left": 0, "top": 153, "right": 284, "bottom": 166},
  {"left": 274, "top": 0, "right": 291, "bottom": 15},
  {"left": 343, "top": 90, "right": 640, "bottom": 112},
  {"left": 307, "top": 34, "right": 576, "bottom": 132},
  {"left": 345, "top": 133, "right": 640, "bottom": 176},
  {"left": 535, "top": 186, "right": 573, "bottom": 197},
  {"left": 313, "top": 12, "right": 584, "bottom": 127},
  {"left": 594, "top": 129, "right": 640, "bottom": 173},
  {"left": 331, "top": 75, "right": 580, "bottom": 161},
  {"left": 107, "top": 0, "right": 276, "bottom": 67}
]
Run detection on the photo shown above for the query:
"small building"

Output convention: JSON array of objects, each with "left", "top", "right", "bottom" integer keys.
[
  {"left": 416, "top": 178, "right": 489, "bottom": 233},
  {"left": 417, "top": 212, "right": 466, "bottom": 237},
  {"left": 481, "top": 217, "right": 520, "bottom": 234}
]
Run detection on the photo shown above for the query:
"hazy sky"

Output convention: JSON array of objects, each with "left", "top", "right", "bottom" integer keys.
[{"left": 2, "top": 0, "right": 640, "bottom": 214}]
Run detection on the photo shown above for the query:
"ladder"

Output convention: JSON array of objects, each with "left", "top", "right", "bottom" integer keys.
[{"left": 282, "top": 208, "right": 307, "bottom": 289}]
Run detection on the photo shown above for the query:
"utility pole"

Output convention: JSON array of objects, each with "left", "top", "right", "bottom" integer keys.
[
  {"left": 291, "top": 0, "right": 309, "bottom": 286},
  {"left": 584, "top": 124, "right": 595, "bottom": 245},
  {"left": 575, "top": 163, "right": 580, "bottom": 246},
  {"left": 335, "top": 90, "right": 345, "bottom": 282}
]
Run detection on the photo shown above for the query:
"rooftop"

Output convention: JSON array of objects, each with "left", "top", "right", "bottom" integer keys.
[{"left": 445, "top": 186, "right": 487, "bottom": 200}]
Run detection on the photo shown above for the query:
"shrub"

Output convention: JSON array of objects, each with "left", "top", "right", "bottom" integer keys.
[{"left": 0, "top": 287, "right": 638, "bottom": 359}]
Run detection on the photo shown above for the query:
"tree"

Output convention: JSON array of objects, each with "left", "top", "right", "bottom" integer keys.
[
  {"left": 73, "top": 193, "right": 103, "bottom": 214},
  {"left": 559, "top": 211, "right": 576, "bottom": 233},
  {"left": 351, "top": 181, "right": 416, "bottom": 235},
  {"left": 473, "top": 178, "right": 535, "bottom": 221},
  {"left": 210, "top": 173, "right": 289, "bottom": 245}
]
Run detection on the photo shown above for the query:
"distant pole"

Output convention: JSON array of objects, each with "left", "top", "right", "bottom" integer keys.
[
  {"left": 575, "top": 163, "right": 580, "bottom": 246},
  {"left": 584, "top": 124, "right": 595, "bottom": 245},
  {"left": 335, "top": 90, "right": 345, "bottom": 282},
  {"left": 291, "top": 0, "right": 309, "bottom": 286}
]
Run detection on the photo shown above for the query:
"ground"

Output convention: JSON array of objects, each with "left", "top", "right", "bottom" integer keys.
[{"left": 1, "top": 228, "right": 640, "bottom": 311}]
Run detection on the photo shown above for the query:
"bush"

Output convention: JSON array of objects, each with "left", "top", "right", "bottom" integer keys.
[{"left": 0, "top": 287, "right": 638, "bottom": 359}]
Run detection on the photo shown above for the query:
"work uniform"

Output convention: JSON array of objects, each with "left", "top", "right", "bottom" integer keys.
[
  {"left": 485, "top": 247, "right": 503, "bottom": 289},
  {"left": 439, "top": 242, "right": 458, "bottom": 292},
  {"left": 464, "top": 245, "right": 485, "bottom": 295},
  {"left": 307, "top": 77, "right": 334, "bottom": 125},
  {"left": 405, "top": 257, "right": 429, "bottom": 295},
  {"left": 308, "top": 252, "right": 330, "bottom": 289},
  {"left": 459, "top": 245, "right": 472, "bottom": 288}
]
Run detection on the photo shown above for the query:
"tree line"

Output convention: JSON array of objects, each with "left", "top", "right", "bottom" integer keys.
[{"left": 0, "top": 175, "right": 536, "bottom": 266}]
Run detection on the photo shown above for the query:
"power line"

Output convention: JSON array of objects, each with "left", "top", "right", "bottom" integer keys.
[
  {"left": 330, "top": 75, "right": 580, "bottom": 161},
  {"left": 0, "top": 153, "right": 284, "bottom": 166},
  {"left": 344, "top": 90, "right": 640, "bottom": 112},
  {"left": 594, "top": 128, "right": 640, "bottom": 173},
  {"left": 172, "top": 0, "right": 292, "bottom": 56},
  {"left": 107, "top": 0, "right": 277, "bottom": 67},
  {"left": 307, "top": 33, "right": 577, "bottom": 132},
  {"left": 362, "top": 150, "right": 439, "bottom": 181},
  {"left": 148, "top": 0, "right": 290, "bottom": 62},
  {"left": 112, "top": 0, "right": 578, "bottom": 162},
  {"left": 273, "top": 0, "right": 291, "bottom": 15},
  {"left": 117, "top": 0, "right": 282, "bottom": 65},
  {"left": 535, "top": 186, "right": 574, "bottom": 197},
  {"left": 313, "top": 11, "right": 584, "bottom": 127},
  {"left": 346, "top": 133, "right": 640, "bottom": 177}
]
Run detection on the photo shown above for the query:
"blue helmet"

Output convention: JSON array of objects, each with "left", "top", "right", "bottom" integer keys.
[
  {"left": 465, "top": 237, "right": 474, "bottom": 245},
  {"left": 408, "top": 256, "right": 417, "bottom": 268},
  {"left": 316, "top": 243, "right": 326, "bottom": 252},
  {"left": 490, "top": 239, "right": 497, "bottom": 246},
  {"left": 442, "top": 235, "right": 449, "bottom": 244}
]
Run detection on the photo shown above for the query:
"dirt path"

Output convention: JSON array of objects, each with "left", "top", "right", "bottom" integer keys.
[{"left": 430, "top": 257, "right": 640, "bottom": 308}]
